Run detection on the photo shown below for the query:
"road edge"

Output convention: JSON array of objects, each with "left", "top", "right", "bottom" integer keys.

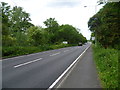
[{"left": 48, "top": 44, "right": 91, "bottom": 90}]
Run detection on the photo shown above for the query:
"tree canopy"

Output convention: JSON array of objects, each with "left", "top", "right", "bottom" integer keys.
[{"left": 88, "top": 2, "right": 120, "bottom": 49}]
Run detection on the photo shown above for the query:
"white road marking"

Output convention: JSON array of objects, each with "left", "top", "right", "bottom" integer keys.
[
  {"left": 14, "top": 58, "right": 42, "bottom": 68},
  {"left": 64, "top": 50, "right": 69, "bottom": 52},
  {"left": 42, "top": 52, "right": 46, "bottom": 53},
  {"left": 50, "top": 52, "right": 61, "bottom": 56},
  {"left": 47, "top": 45, "right": 91, "bottom": 90}
]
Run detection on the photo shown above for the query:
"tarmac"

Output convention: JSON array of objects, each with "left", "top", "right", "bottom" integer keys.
[{"left": 56, "top": 46, "right": 102, "bottom": 89}]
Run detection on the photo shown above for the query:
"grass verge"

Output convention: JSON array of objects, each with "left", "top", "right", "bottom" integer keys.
[{"left": 92, "top": 44, "right": 118, "bottom": 88}]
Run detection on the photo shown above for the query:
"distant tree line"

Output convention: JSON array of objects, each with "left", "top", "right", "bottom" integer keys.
[
  {"left": 1, "top": 2, "right": 87, "bottom": 47},
  {"left": 88, "top": 2, "right": 120, "bottom": 49}
]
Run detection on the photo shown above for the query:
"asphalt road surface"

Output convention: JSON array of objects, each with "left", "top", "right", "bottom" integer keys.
[
  {"left": 57, "top": 46, "right": 101, "bottom": 88},
  {"left": 2, "top": 43, "right": 90, "bottom": 88}
]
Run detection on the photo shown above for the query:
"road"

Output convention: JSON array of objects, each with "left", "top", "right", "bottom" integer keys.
[
  {"left": 2, "top": 43, "right": 90, "bottom": 88},
  {"left": 57, "top": 46, "right": 101, "bottom": 88}
]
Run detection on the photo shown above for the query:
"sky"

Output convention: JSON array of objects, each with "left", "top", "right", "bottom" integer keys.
[{"left": 1, "top": 0, "right": 104, "bottom": 40}]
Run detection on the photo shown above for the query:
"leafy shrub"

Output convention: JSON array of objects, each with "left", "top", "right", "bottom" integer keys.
[
  {"left": 2, "top": 43, "right": 71, "bottom": 58},
  {"left": 2, "top": 35, "right": 17, "bottom": 46},
  {"left": 2, "top": 46, "right": 42, "bottom": 58}
]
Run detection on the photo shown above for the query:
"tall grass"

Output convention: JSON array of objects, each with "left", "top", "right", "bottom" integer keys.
[{"left": 92, "top": 45, "right": 118, "bottom": 88}]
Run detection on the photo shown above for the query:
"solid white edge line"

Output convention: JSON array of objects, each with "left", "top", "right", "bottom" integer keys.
[
  {"left": 14, "top": 58, "right": 42, "bottom": 68},
  {"left": 47, "top": 45, "right": 91, "bottom": 90}
]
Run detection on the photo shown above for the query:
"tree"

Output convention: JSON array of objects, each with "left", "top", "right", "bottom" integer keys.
[
  {"left": 43, "top": 18, "right": 60, "bottom": 44},
  {"left": 27, "top": 26, "right": 48, "bottom": 46},
  {"left": 1, "top": 2, "right": 34, "bottom": 46},
  {"left": 1, "top": 2, "right": 11, "bottom": 36},
  {"left": 58, "top": 24, "right": 87, "bottom": 44},
  {"left": 88, "top": 2, "right": 120, "bottom": 49},
  {"left": 1, "top": 2, "right": 17, "bottom": 46},
  {"left": 10, "top": 6, "right": 33, "bottom": 33},
  {"left": 43, "top": 18, "right": 59, "bottom": 33},
  {"left": 10, "top": 6, "right": 34, "bottom": 45}
]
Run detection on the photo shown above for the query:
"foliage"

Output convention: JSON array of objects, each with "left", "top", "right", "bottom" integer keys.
[
  {"left": 1, "top": 2, "right": 87, "bottom": 58},
  {"left": 44, "top": 18, "right": 59, "bottom": 33},
  {"left": 43, "top": 18, "right": 87, "bottom": 44},
  {"left": 27, "top": 26, "right": 48, "bottom": 46},
  {"left": 1, "top": 2, "right": 11, "bottom": 36},
  {"left": 43, "top": 18, "right": 60, "bottom": 43},
  {"left": 57, "top": 24, "right": 87, "bottom": 44},
  {"left": 2, "top": 43, "right": 70, "bottom": 58},
  {"left": 88, "top": 2, "right": 120, "bottom": 49},
  {"left": 2, "top": 35, "right": 16, "bottom": 46},
  {"left": 92, "top": 45, "right": 118, "bottom": 88},
  {"left": 2, "top": 46, "right": 42, "bottom": 58},
  {"left": 10, "top": 6, "right": 33, "bottom": 33},
  {"left": 1, "top": 2, "right": 33, "bottom": 46}
]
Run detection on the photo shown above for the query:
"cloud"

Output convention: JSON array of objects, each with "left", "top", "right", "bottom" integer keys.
[
  {"left": 1, "top": 0, "right": 103, "bottom": 40},
  {"left": 47, "top": 0, "right": 81, "bottom": 8}
]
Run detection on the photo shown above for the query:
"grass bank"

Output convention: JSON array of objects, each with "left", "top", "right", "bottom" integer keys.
[
  {"left": 92, "top": 45, "right": 118, "bottom": 88},
  {"left": 2, "top": 43, "right": 75, "bottom": 58}
]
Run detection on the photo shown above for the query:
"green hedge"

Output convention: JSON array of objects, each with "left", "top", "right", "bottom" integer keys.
[
  {"left": 92, "top": 45, "right": 118, "bottom": 88},
  {"left": 2, "top": 43, "right": 71, "bottom": 58}
]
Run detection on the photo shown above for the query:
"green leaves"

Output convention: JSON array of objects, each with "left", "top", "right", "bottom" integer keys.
[
  {"left": 2, "top": 2, "right": 87, "bottom": 57},
  {"left": 93, "top": 45, "right": 118, "bottom": 88},
  {"left": 58, "top": 24, "right": 87, "bottom": 44},
  {"left": 1, "top": 2, "right": 11, "bottom": 36},
  {"left": 43, "top": 18, "right": 87, "bottom": 44},
  {"left": 27, "top": 26, "right": 45, "bottom": 46},
  {"left": 1, "top": 2, "right": 33, "bottom": 46},
  {"left": 88, "top": 2, "right": 120, "bottom": 49},
  {"left": 44, "top": 18, "right": 59, "bottom": 33},
  {"left": 10, "top": 6, "right": 32, "bottom": 32}
]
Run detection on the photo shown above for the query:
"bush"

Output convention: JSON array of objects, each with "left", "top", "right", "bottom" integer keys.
[
  {"left": 50, "top": 43, "right": 70, "bottom": 49},
  {"left": 2, "top": 35, "right": 17, "bottom": 46},
  {"left": 2, "top": 43, "right": 72, "bottom": 58},
  {"left": 2, "top": 46, "right": 42, "bottom": 58}
]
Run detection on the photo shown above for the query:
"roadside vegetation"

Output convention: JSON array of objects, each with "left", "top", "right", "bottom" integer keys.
[
  {"left": 88, "top": 1, "right": 119, "bottom": 88},
  {"left": 88, "top": 2, "right": 120, "bottom": 49},
  {"left": 3, "top": 43, "right": 72, "bottom": 58},
  {"left": 1, "top": 2, "right": 87, "bottom": 58},
  {"left": 93, "top": 44, "right": 118, "bottom": 88}
]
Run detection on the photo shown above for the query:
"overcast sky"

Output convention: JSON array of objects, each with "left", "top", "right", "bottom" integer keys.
[{"left": 1, "top": 0, "right": 104, "bottom": 40}]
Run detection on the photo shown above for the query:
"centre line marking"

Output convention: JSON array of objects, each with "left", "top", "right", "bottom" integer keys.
[
  {"left": 14, "top": 58, "right": 42, "bottom": 68},
  {"left": 50, "top": 52, "right": 60, "bottom": 56},
  {"left": 64, "top": 50, "right": 69, "bottom": 52}
]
